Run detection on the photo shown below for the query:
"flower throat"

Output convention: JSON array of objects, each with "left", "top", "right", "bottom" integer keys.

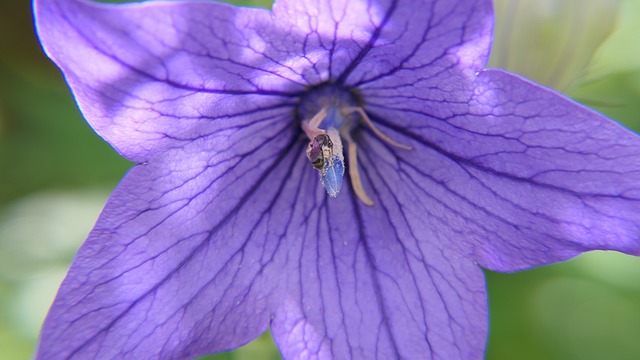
[{"left": 297, "top": 84, "right": 411, "bottom": 206}]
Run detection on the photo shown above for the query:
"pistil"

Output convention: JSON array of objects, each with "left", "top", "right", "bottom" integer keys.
[
  {"left": 298, "top": 83, "right": 411, "bottom": 205},
  {"left": 303, "top": 108, "right": 345, "bottom": 198},
  {"left": 302, "top": 102, "right": 410, "bottom": 206}
]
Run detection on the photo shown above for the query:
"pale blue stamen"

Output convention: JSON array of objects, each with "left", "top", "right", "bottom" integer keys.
[{"left": 321, "top": 154, "right": 345, "bottom": 197}]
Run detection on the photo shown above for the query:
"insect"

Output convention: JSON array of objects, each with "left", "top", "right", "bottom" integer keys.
[
  {"left": 307, "top": 133, "right": 332, "bottom": 171},
  {"left": 306, "top": 132, "right": 344, "bottom": 197}
]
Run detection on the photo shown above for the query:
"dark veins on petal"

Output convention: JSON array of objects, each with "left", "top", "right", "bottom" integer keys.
[
  {"left": 358, "top": 136, "right": 485, "bottom": 355},
  {"left": 62, "top": 129, "right": 306, "bottom": 358},
  {"left": 37, "top": 0, "right": 640, "bottom": 359},
  {"left": 53, "top": 3, "right": 303, "bottom": 96},
  {"left": 373, "top": 114, "right": 633, "bottom": 201},
  {"left": 335, "top": 0, "right": 398, "bottom": 85}
]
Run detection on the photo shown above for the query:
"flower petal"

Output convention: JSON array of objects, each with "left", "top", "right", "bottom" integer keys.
[
  {"left": 270, "top": 186, "right": 487, "bottom": 359},
  {"left": 35, "top": 107, "right": 303, "bottom": 358},
  {"left": 362, "top": 69, "right": 640, "bottom": 272},
  {"left": 349, "top": 0, "right": 492, "bottom": 86},
  {"left": 34, "top": 0, "right": 305, "bottom": 162},
  {"left": 273, "top": 0, "right": 493, "bottom": 86},
  {"left": 349, "top": 0, "right": 494, "bottom": 131}
]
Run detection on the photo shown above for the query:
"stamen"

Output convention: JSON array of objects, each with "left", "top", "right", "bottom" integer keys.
[
  {"left": 320, "top": 153, "right": 344, "bottom": 197},
  {"left": 343, "top": 106, "right": 412, "bottom": 151},
  {"left": 320, "top": 128, "right": 345, "bottom": 197},
  {"left": 342, "top": 131, "right": 374, "bottom": 206}
]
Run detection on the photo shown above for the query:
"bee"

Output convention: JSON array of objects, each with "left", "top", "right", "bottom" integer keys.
[{"left": 306, "top": 133, "right": 333, "bottom": 171}]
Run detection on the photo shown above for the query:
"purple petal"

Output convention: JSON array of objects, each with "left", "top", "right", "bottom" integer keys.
[
  {"left": 34, "top": 0, "right": 640, "bottom": 359},
  {"left": 270, "top": 180, "right": 487, "bottom": 359},
  {"left": 362, "top": 69, "right": 640, "bottom": 272},
  {"left": 34, "top": 0, "right": 305, "bottom": 162},
  {"left": 273, "top": 0, "right": 492, "bottom": 86},
  {"left": 350, "top": 0, "right": 492, "bottom": 86},
  {"left": 36, "top": 108, "right": 303, "bottom": 358}
]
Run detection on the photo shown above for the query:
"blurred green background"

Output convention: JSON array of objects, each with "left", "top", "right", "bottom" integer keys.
[{"left": 1, "top": 0, "right": 639, "bottom": 359}]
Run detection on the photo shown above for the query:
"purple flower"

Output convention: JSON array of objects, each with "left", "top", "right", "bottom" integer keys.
[{"left": 34, "top": 0, "right": 640, "bottom": 359}]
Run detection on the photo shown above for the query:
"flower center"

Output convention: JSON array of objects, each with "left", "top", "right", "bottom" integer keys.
[{"left": 297, "top": 84, "right": 411, "bottom": 206}]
